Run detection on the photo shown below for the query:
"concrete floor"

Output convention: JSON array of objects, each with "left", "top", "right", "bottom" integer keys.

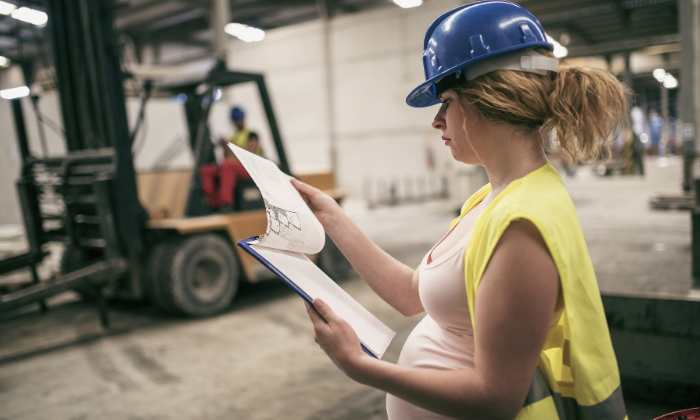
[{"left": 0, "top": 157, "right": 694, "bottom": 420}]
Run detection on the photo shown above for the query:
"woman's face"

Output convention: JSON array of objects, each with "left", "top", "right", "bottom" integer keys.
[{"left": 432, "top": 89, "right": 482, "bottom": 165}]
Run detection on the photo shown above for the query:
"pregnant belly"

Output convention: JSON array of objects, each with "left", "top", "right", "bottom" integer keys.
[
  {"left": 398, "top": 315, "right": 475, "bottom": 371},
  {"left": 385, "top": 315, "right": 475, "bottom": 420}
]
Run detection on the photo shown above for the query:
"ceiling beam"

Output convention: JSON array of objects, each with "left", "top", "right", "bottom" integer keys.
[
  {"left": 316, "top": 0, "right": 338, "bottom": 19},
  {"left": 538, "top": 0, "right": 676, "bottom": 25},
  {"left": 566, "top": 33, "right": 680, "bottom": 58},
  {"left": 147, "top": 29, "right": 212, "bottom": 48},
  {"left": 0, "top": 44, "right": 40, "bottom": 61},
  {"left": 230, "top": 0, "right": 313, "bottom": 8},
  {"left": 117, "top": 1, "right": 198, "bottom": 29},
  {"left": 253, "top": 9, "right": 320, "bottom": 30},
  {"left": 149, "top": 9, "right": 206, "bottom": 31},
  {"left": 561, "top": 23, "right": 598, "bottom": 46},
  {"left": 229, "top": 0, "right": 316, "bottom": 18},
  {"left": 0, "top": 21, "right": 44, "bottom": 46},
  {"left": 538, "top": 3, "right": 617, "bottom": 24},
  {"left": 115, "top": 0, "right": 162, "bottom": 16},
  {"left": 115, "top": 0, "right": 197, "bottom": 17}
]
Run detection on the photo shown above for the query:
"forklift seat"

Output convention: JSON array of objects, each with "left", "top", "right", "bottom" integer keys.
[
  {"left": 234, "top": 179, "right": 265, "bottom": 211},
  {"left": 136, "top": 169, "right": 192, "bottom": 220}
]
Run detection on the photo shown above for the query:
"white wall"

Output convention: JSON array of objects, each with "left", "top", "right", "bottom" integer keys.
[
  {"left": 225, "top": 0, "right": 472, "bottom": 196},
  {"left": 0, "top": 98, "right": 23, "bottom": 226},
  {"left": 128, "top": 98, "right": 194, "bottom": 171}
]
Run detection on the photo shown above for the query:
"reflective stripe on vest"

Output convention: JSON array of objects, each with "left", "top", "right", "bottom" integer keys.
[{"left": 523, "top": 367, "right": 627, "bottom": 420}]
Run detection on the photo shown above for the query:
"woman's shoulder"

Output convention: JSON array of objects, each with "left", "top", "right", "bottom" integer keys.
[{"left": 488, "top": 163, "right": 577, "bottom": 227}]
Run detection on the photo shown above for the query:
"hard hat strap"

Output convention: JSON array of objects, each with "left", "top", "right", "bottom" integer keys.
[
  {"left": 463, "top": 49, "right": 559, "bottom": 81},
  {"left": 434, "top": 50, "right": 559, "bottom": 99}
]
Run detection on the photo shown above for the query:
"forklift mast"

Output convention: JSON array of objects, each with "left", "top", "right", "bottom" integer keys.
[
  {"left": 46, "top": 0, "right": 145, "bottom": 262},
  {"left": 0, "top": 0, "right": 143, "bottom": 321}
]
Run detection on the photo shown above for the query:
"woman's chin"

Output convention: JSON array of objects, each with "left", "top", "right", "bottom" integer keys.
[{"left": 450, "top": 149, "right": 479, "bottom": 165}]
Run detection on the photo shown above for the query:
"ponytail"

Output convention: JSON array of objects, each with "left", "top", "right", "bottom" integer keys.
[
  {"left": 543, "top": 66, "right": 628, "bottom": 161},
  {"left": 451, "top": 48, "right": 628, "bottom": 162}
]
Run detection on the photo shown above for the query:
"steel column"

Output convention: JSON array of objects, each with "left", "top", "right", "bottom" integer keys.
[
  {"left": 661, "top": 81, "right": 669, "bottom": 155},
  {"left": 211, "top": 0, "right": 230, "bottom": 62},
  {"left": 256, "top": 76, "right": 290, "bottom": 175},
  {"left": 11, "top": 98, "right": 31, "bottom": 164},
  {"left": 317, "top": 0, "right": 337, "bottom": 172},
  {"left": 679, "top": 0, "right": 700, "bottom": 191}
]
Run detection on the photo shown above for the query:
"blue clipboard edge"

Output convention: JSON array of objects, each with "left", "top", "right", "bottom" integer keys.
[{"left": 237, "top": 236, "right": 378, "bottom": 359}]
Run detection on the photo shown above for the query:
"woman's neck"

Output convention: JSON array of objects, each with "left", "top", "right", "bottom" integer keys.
[{"left": 480, "top": 127, "right": 548, "bottom": 194}]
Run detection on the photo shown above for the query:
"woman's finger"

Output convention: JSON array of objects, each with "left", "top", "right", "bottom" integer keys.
[
  {"left": 305, "top": 300, "right": 329, "bottom": 328},
  {"left": 312, "top": 298, "right": 341, "bottom": 325},
  {"left": 290, "top": 178, "right": 311, "bottom": 193},
  {"left": 291, "top": 178, "right": 322, "bottom": 197},
  {"left": 291, "top": 179, "right": 315, "bottom": 206}
]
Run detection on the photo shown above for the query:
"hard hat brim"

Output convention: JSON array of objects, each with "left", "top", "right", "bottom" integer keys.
[{"left": 406, "top": 79, "right": 442, "bottom": 108}]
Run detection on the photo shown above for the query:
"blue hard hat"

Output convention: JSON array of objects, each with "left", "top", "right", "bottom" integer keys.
[
  {"left": 406, "top": 1, "right": 553, "bottom": 108},
  {"left": 230, "top": 106, "right": 245, "bottom": 122}
]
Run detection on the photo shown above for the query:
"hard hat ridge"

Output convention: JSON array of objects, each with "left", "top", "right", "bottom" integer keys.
[{"left": 407, "top": 1, "right": 555, "bottom": 108}]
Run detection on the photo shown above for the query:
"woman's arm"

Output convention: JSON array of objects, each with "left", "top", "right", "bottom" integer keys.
[
  {"left": 306, "top": 219, "right": 560, "bottom": 420},
  {"left": 292, "top": 179, "right": 423, "bottom": 316}
]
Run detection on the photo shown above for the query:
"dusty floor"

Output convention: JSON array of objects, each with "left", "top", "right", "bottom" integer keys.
[{"left": 0, "top": 157, "right": 694, "bottom": 420}]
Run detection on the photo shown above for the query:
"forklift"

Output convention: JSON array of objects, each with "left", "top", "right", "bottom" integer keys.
[{"left": 0, "top": 0, "right": 349, "bottom": 323}]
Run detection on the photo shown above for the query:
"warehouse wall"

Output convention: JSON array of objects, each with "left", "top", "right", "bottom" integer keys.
[
  {"left": 0, "top": 99, "right": 23, "bottom": 226},
  {"left": 224, "top": 0, "right": 471, "bottom": 197}
]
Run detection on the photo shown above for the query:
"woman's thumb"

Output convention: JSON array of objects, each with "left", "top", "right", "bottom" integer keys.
[
  {"left": 291, "top": 178, "right": 319, "bottom": 195},
  {"left": 312, "top": 298, "right": 337, "bottom": 323}
]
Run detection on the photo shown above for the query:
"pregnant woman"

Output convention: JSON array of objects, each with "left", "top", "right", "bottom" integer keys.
[{"left": 292, "top": 1, "right": 628, "bottom": 419}]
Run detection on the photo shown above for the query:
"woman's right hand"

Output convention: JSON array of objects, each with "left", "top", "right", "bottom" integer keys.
[{"left": 291, "top": 178, "right": 341, "bottom": 229}]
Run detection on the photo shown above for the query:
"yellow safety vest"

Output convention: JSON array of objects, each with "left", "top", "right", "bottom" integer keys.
[
  {"left": 225, "top": 127, "right": 263, "bottom": 158},
  {"left": 453, "top": 162, "right": 627, "bottom": 420}
]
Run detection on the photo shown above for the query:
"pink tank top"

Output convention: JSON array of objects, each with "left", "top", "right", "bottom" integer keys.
[{"left": 385, "top": 231, "right": 475, "bottom": 420}]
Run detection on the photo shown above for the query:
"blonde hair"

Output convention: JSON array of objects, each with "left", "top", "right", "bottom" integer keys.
[{"left": 451, "top": 48, "right": 628, "bottom": 162}]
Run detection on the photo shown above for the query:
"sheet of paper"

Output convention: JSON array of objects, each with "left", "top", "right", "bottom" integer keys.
[
  {"left": 251, "top": 244, "right": 396, "bottom": 359},
  {"left": 228, "top": 144, "right": 325, "bottom": 254}
]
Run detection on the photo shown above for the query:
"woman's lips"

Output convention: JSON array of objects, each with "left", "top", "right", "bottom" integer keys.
[{"left": 442, "top": 136, "right": 451, "bottom": 145}]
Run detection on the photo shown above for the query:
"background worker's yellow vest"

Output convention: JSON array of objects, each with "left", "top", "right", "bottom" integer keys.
[
  {"left": 225, "top": 128, "right": 264, "bottom": 158},
  {"left": 230, "top": 128, "right": 253, "bottom": 149},
  {"left": 453, "top": 162, "right": 627, "bottom": 420}
]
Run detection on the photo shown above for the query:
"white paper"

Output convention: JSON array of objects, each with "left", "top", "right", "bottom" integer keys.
[
  {"left": 228, "top": 144, "right": 325, "bottom": 254},
  {"left": 251, "top": 245, "right": 396, "bottom": 359}
]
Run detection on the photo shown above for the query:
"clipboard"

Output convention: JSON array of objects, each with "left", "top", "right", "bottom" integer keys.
[{"left": 237, "top": 236, "right": 383, "bottom": 359}]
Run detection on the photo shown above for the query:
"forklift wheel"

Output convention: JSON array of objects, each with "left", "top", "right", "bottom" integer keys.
[
  {"left": 144, "top": 240, "right": 177, "bottom": 312},
  {"left": 318, "top": 234, "right": 354, "bottom": 281},
  {"left": 148, "top": 234, "right": 239, "bottom": 317}
]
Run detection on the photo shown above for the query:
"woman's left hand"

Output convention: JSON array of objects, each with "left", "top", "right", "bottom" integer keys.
[{"left": 305, "top": 298, "right": 370, "bottom": 380}]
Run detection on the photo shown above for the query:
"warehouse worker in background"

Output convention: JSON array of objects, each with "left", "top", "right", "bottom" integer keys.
[
  {"left": 200, "top": 106, "right": 262, "bottom": 212},
  {"left": 293, "top": 1, "right": 627, "bottom": 419}
]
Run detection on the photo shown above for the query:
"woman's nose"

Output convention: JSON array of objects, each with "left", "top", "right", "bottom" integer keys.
[{"left": 432, "top": 110, "right": 445, "bottom": 131}]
